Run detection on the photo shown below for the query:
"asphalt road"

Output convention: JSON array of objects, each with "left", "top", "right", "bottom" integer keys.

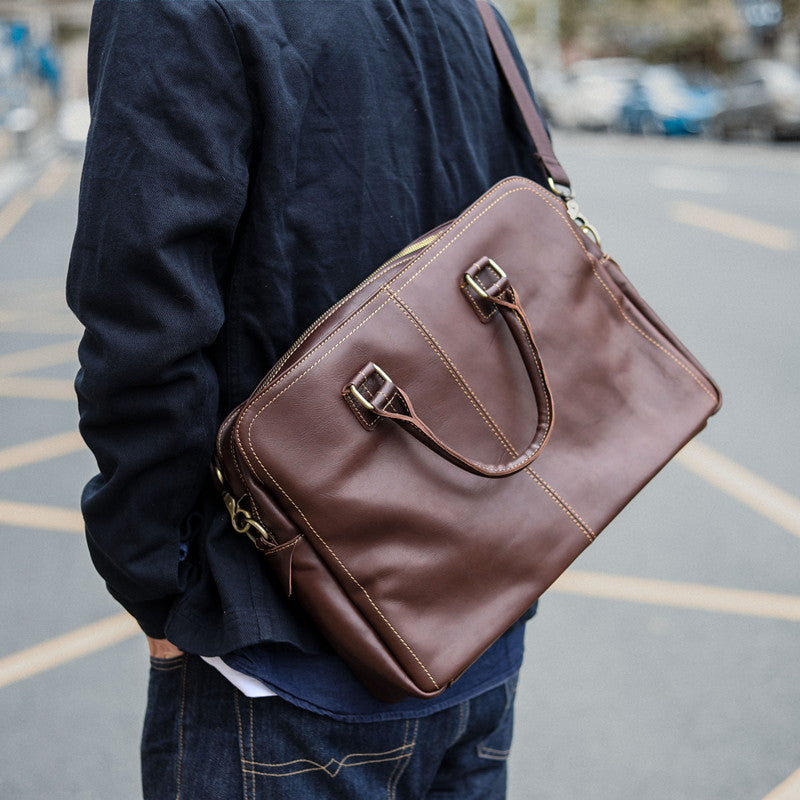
[{"left": 0, "top": 132, "right": 798, "bottom": 800}]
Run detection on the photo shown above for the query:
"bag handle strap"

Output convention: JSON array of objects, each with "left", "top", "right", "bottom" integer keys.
[
  {"left": 475, "top": 0, "right": 572, "bottom": 191},
  {"left": 344, "top": 259, "right": 553, "bottom": 478}
]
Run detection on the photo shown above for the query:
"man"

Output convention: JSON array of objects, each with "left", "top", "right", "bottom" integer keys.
[{"left": 68, "top": 2, "right": 549, "bottom": 797}]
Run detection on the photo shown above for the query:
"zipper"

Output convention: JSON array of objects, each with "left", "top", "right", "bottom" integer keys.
[{"left": 255, "top": 226, "right": 447, "bottom": 394}]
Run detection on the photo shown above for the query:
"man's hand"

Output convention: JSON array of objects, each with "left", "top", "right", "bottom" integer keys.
[{"left": 146, "top": 636, "right": 185, "bottom": 660}]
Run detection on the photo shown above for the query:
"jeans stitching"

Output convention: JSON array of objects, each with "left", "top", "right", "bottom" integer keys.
[
  {"left": 476, "top": 744, "right": 511, "bottom": 761},
  {"left": 455, "top": 700, "right": 470, "bottom": 742},
  {"left": 248, "top": 698, "right": 255, "bottom": 800},
  {"left": 242, "top": 743, "right": 415, "bottom": 779},
  {"left": 175, "top": 656, "right": 188, "bottom": 800},
  {"left": 476, "top": 677, "right": 516, "bottom": 763},
  {"left": 150, "top": 655, "right": 185, "bottom": 672},
  {"left": 386, "top": 719, "right": 417, "bottom": 800},
  {"left": 234, "top": 690, "right": 251, "bottom": 800}
]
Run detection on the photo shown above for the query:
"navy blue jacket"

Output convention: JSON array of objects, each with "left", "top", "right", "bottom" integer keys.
[{"left": 67, "top": 0, "right": 548, "bottom": 656}]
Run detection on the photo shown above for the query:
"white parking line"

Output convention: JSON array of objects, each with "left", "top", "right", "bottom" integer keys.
[
  {"left": 0, "top": 431, "right": 85, "bottom": 473},
  {"left": 0, "top": 339, "right": 79, "bottom": 377},
  {"left": 0, "top": 499, "right": 84, "bottom": 534},
  {"left": 1, "top": 568, "right": 797, "bottom": 691},
  {"left": 650, "top": 166, "right": 728, "bottom": 194},
  {"left": 0, "top": 613, "right": 140, "bottom": 689},
  {"left": 32, "top": 158, "right": 72, "bottom": 201},
  {"left": 670, "top": 201, "right": 797, "bottom": 251},
  {"left": 553, "top": 570, "right": 800, "bottom": 622},
  {"left": 0, "top": 157, "right": 71, "bottom": 245},
  {"left": 0, "top": 376, "right": 76, "bottom": 401},
  {"left": 762, "top": 766, "right": 800, "bottom": 800},
  {"left": 0, "top": 309, "right": 81, "bottom": 336},
  {"left": 0, "top": 193, "right": 34, "bottom": 243},
  {"left": 676, "top": 440, "right": 800, "bottom": 540}
]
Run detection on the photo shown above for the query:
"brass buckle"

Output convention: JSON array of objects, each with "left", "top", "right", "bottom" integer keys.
[
  {"left": 464, "top": 258, "right": 507, "bottom": 299},
  {"left": 547, "top": 177, "right": 573, "bottom": 200},
  {"left": 212, "top": 465, "right": 275, "bottom": 546},
  {"left": 547, "top": 178, "right": 602, "bottom": 248},
  {"left": 349, "top": 363, "right": 392, "bottom": 411}
]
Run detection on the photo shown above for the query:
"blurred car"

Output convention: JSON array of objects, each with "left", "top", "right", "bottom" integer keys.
[
  {"left": 57, "top": 97, "right": 91, "bottom": 153},
  {"left": 619, "top": 65, "right": 720, "bottom": 135},
  {"left": 710, "top": 60, "right": 800, "bottom": 140},
  {"left": 547, "top": 58, "right": 643, "bottom": 131},
  {"left": 3, "top": 102, "right": 37, "bottom": 155},
  {"left": 529, "top": 66, "right": 568, "bottom": 125}
]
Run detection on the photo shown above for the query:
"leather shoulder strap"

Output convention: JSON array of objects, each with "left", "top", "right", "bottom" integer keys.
[{"left": 475, "top": 0, "right": 571, "bottom": 189}]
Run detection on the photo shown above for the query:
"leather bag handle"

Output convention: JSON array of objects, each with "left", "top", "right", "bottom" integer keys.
[
  {"left": 475, "top": 0, "right": 572, "bottom": 190},
  {"left": 345, "top": 260, "right": 553, "bottom": 478}
]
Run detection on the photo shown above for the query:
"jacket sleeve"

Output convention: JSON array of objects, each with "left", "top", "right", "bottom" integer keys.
[{"left": 66, "top": 1, "right": 252, "bottom": 638}]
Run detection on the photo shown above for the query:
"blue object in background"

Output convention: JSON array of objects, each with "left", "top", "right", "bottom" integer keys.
[
  {"left": 620, "top": 65, "right": 720, "bottom": 135},
  {"left": 37, "top": 42, "right": 62, "bottom": 97}
]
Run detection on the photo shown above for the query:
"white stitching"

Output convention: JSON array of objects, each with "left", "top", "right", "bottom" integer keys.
[
  {"left": 243, "top": 743, "right": 416, "bottom": 777},
  {"left": 592, "top": 256, "right": 717, "bottom": 401},
  {"left": 386, "top": 289, "right": 551, "bottom": 474},
  {"left": 387, "top": 292, "right": 595, "bottom": 542},
  {"left": 244, "top": 182, "right": 569, "bottom": 412},
  {"left": 233, "top": 180, "right": 677, "bottom": 665},
  {"left": 233, "top": 451, "right": 440, "bottom": 691}
]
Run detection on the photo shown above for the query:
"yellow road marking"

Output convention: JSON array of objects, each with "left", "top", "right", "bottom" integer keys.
[
  {"left": 0, "top": 567, "right": 796, "bottom": 690},
  {"left": 0, "top": 499, "right": 84, "bottom": 534},
  {"left": 0, "top": 281, "right": 65, "bottom": 303},
  {"left": 0, "top": 612, "right": 140, "bottom": 689},
  {"left": 676, "top": 440, "right": 800, "bottom": 540},
  {"left": 0, "top": 339, "right": 79, "bottom": 377},
  {"left": 0, "top": 158, "right": 74, "bottom": 244},
  {"left": 0, "top": 431, "right": 85, "bottom": 473},
  {"left": 671, "top": 201, "right": 797, "bottom": 251},
  {"left": 763, "top": 767, "right": 800, "bottom": 800},
  {"left": 0, "top": 376, "right": 76, "bottom": 401},
  {"left": 0, "top": 193, "right": 35, "bottom": 243},
  {"left": 33, "top": 157, "right": 71, "bottom": 201},
  {"left": 552, "top": 570, "right": 800, "bottom": 622},
  {"left": 0, "top": 312, "right": 80, "bottom": 336}
]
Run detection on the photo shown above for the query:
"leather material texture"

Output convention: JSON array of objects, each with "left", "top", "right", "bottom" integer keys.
[{"left": 215, "top": 176, "right": 721, "bottom": 701}]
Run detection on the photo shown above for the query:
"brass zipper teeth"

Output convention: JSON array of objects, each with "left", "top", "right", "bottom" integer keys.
[
  {"left": 255, "top": 233, "right": 443, "bottom": 392},
  {"left": 388, "top": 232, "right": 441, "bottom": 261}
]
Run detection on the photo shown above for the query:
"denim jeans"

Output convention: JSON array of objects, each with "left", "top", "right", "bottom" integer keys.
[{"left": 141, "top": 654, "right": 519, "bottom": 800}]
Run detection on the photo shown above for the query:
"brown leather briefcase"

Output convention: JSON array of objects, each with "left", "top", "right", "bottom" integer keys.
[{"left": 213, "top": 1, "right": 721, "bottom": 701}]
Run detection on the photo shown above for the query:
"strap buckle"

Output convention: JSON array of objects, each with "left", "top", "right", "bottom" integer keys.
[
  {"left": 212, "top": 464, "right": 275, "bottom": 547},
  {"left": 547, "top": 177, "right": 573, "bottom": 201},
  {"left": 348, "top": 363, "right": 394, "bottom": 412},
  {"left": 548, "top": 178, "right": 602, "bottom": 248},
  {"left": 464, "top": 257, "right": 508, "bottom": 300}
]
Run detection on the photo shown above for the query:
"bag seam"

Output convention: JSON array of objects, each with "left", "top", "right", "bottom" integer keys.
[
  {"left": 592, "top": 256, "right": 717, "bottom": 402},
  {"left": 231, "top": 450, "right": 440, "bottom": 692},
  {"left": 385, "top": 287, "right": 552, "bottom": 476},
  {"left": 387, "top": 290, "right": 595, "bottom": 541},
  {"left": 228, "top": 178, "right": 717, "bottom": 684},
  {"left": 243, "top": 180, "right": 553, "bottom": 409}
]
